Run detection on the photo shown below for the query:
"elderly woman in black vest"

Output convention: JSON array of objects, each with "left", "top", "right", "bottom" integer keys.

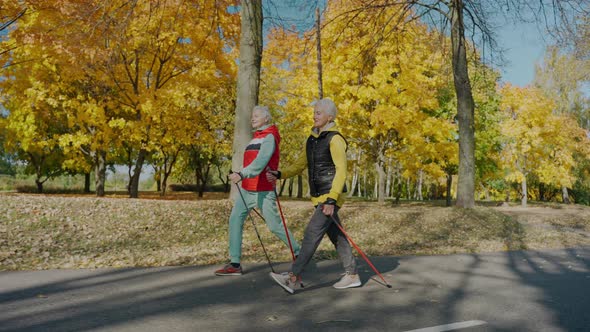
[{"left": 267, "top": 98, "right": 359, "bottom": 294}]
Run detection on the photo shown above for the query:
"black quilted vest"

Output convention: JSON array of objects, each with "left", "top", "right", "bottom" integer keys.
[{"left": 306, "top": 130, "right": 347, "bottom": 197}]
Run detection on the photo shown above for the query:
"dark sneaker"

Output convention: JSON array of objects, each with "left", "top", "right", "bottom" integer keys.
[
  {"left": 333, "top": 272, "right": 361, "bottom": 289},
  {"left": 269, "top": 272, "right": 301, "bottom": 294},
  {"left": 215, "top": 264, "right": 243, "bottom": 276}
]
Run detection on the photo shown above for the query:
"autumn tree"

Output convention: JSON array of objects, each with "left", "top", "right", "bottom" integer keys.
[
  {"left": 230, "top": 0, "right": 263, "bottom": 198},
  {"left": 534, "top": 46, "right": 590, "bottom": 202},
  {"left": 0, "top": 1, "right": 28, "bottom": 175},
  {"left": 299, "top": 0, "right": 588, "bottom": 208},
  {"left": 4, "top": 1, "right": 239, "bottom": 197},
  {"left": 1, "top": 48, "right": 68, "bottom": 192},
  {"left": 93, "top": 1, "right": 238, "bottom": 198},
  {"left": 176, "top": 80, "right": 235, "bottom": 197},
  {"left": 262, "top": 3, "right": 461, "bottom": 203},
  {"left": 500, "top": 84, "right": 590, "bottom": 206}
]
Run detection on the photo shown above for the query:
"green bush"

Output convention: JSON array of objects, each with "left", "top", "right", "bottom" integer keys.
[{"left": 0, "top": 175, "right": 16, "bottom": 191}]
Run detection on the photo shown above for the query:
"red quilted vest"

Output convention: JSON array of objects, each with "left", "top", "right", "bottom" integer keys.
[{"left": 241, "top": 125, "right": 280, "bottom": 191}]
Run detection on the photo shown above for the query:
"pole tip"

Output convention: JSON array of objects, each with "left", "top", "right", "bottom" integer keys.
[{"left": 386, "top": 284, "right": 392, "bottom": 288}]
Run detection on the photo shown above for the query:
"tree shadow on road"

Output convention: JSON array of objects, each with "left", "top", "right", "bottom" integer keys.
[
  {"left": 0, "top": 247, "right": 588, "bottom": 332},
  {"left": 0, "top": 255, "right": 401, "bottom": 332}
]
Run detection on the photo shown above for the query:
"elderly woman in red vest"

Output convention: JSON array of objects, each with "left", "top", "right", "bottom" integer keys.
[{"left": 215, "top": 105, "right": 300, "bottom": 276}]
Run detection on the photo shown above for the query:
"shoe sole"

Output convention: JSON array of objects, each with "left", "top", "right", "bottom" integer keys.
[
  {"left": 215, "top": 272, "right": 243, "bottom": 276},
  {"left": 333, "top": 281, "right": 362, "bottom": 289},
  {"left": 269, "top": 272, "right": 294, "bottom": 294}
]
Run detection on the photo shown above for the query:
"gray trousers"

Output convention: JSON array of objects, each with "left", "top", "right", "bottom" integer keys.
[{"left": 291, "top": 205, "right": 357, "bottom": 276}]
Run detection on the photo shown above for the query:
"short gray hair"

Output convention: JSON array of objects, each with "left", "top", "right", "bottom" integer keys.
[
  {"left": 315, "top": 98, "right": 337, "bottom": 119},
  {"left": 253, "top": 105, "right": 271, "bottom": 121}
]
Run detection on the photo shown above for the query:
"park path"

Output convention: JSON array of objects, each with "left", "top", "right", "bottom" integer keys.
[{"left": 1, "top": 247, "right": 589, "bottom": 332}]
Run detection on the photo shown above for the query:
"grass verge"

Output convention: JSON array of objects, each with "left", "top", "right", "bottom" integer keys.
[{"left": 1, "top": 194, "right": 589, "bottom": 271}]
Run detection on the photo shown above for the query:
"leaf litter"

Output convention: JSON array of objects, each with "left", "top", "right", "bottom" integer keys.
[{"left": 1, "top": 194, "right": 588, "bottom": 271}]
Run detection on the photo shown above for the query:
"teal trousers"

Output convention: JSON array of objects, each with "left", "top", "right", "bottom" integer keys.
[{"left": 229, "top": 187, "right": 300, "bottom": 264}]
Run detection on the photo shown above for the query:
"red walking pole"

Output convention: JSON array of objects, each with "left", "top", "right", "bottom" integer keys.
[
  {"left": 329, "top": 215, "right": 392, "bottom": 288},
  {"left": 274, "top": 187, "right": 296, "bottom": 261}
]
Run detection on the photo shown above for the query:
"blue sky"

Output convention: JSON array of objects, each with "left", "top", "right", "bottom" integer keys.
[{"left": 495, "top": 21, "right": 548, "bottom": 87}]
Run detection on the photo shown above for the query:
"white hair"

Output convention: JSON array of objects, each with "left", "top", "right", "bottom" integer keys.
[
  {"left": 253, "top": 105, "right": 271, "bottom": 121},
  {"left": 315, "top": 98, "right": 337, "bottom": 119}
]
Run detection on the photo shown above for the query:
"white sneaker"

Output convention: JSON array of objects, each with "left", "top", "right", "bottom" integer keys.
[
  {"left": 333, "top": 273, "right": 361, "bottom": 289},
  {"left": 269, "top": 272, "right": 301, "bottom": 294}
]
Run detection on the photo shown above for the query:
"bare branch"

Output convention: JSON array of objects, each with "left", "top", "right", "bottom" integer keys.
[{"left": 0, "top": 8, "right": 27, "bottom": 32}]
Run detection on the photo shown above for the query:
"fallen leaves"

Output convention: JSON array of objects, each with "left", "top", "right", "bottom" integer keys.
[{"left": 1, "top": 194, "right": 589, "bottom": 271}]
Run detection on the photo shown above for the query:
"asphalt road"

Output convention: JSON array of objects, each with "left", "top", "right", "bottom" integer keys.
[{"left": 1, "top": 247, "right": 589, "bottom": 332}]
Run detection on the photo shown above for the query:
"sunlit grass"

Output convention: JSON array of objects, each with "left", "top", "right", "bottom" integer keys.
[{"left": 1, "top": 193, "right": 589, "bottom": 271}]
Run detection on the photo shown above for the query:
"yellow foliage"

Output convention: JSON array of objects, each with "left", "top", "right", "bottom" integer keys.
[
  {"left": 499, "top": 83, "right": 590, "bottom": 187},
  {"left": 261, "top": 1, "right": 459, "bottom": 185},
  {"left": 2, "top": 0, "right": 239, "bottom": 178}
]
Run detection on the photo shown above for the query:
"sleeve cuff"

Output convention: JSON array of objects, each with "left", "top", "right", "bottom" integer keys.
[{"left": 324, "top": 198, "right": 337, "bottom": 205}]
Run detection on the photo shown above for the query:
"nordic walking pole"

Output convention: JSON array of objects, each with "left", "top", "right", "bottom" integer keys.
[
  {"left": 273, "top": 186, "right": 296, "bottom": 261},
  {"left": 233, "top": 180, "right": 276, "bottom": 273},
  {"left": 328, "top": 215, "right": 392, "bottom": 288}
]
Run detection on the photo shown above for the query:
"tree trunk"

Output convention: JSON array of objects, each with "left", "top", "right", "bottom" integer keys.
[
  {"left": 216, "top": 164, "right": 230, "bottom": 193},
  {"left": 451, "top": 0, "right": 476, "bottom": 208},
  {"left": 375, "top": 161, "right": 385, "bottom": 203},
  {"left": 195, "top": 168, "right": 201, "bottom": 196},
  {"left": 385, "top": 162, "right": 392, "bottom": 198},
  {"left": 357, "top": 169, "right": 363, "bottom": 197},
  {"left": 126, "top": 158, "right": 133, "bottom": 194},
  {"left": 416, "top": 169, "right": 423, "bottom": 201},
  {"left": 288, "top": 177, "right": 294, "bottom": 197},
  {"left": 161, "top": 171, "right": 169, "bottom": 196},
  {"left": 84, "top": 173, "right": 91, "bottom": 193},
  {"left": 349, "top": 167, "right": 358, "bottom": 197},
  {"left": 279, "top": 179, "right": 286, "bottom": 195},
  {"left": 155, "top": 166, "right": 162, "bottom": 192},
  {"left": 481, "top": 183, "right": 490, "bottom": 201},
  {"left": 562, "top": 186, "right": 570, "bottom": 204},
  {"left": 35, "top": 179, "right": 43, "bottom": 193},
  {"left": 395, "top": 176, "right": 402, "bottom": 204},
  {"left": 316, "top": 7, "right": 323, "bottom": 99},
  {"left": 362, "top": 168, "right": 366, "bottom": 198},
  {"left": 349, "top": 160, "right": 358, "bottom": 197},
  {"left": 95, "top": 150, "right": 107, "bottom": 197},
  {"left": 446, "top": 172, "right": 453, "bottom": 207},
  {"left": 521, "top": 178, "right": 528, "bottom": 207},
  {"left": 196, "top": 163, "right": 210, "bottom": 198},
  {"left": 160, "top": 150, "right": 180, "bottom": 197},
  {"left": 297, "top": 174, "right": 303, "bottom": 198},
  {"left": 230, "top": 0, "right": 263, "bottom": 200},
  {"left": 373, "top": 173, "right": 378, "bottom": 200},
  {"left": 128, "top": 148, "right": 147, "bottom": 198}
]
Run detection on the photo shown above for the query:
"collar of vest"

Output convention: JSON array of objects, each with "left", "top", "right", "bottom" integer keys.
[{"left": 310, "top": 123, "right": 339, "bottom": 138}]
